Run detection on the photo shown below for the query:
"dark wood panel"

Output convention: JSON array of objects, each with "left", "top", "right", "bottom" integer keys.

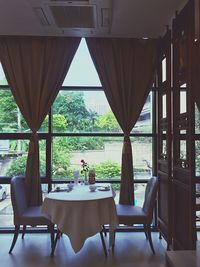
[
  {"left": 158, "top": 160, "right": 168, "bottom": 173},
  {"left": 158, "top": 171, "right": 169, "bottom": 224},
  {"left": 173, "top": 181, "right": 191, "bottom": 249},
  {"left": 173, "top": 167, "right": 191, "bottom": 185}
]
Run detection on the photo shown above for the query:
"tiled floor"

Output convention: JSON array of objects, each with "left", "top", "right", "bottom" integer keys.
[{"left": 0, "top": 232, "right": 167, "bottom": 267}]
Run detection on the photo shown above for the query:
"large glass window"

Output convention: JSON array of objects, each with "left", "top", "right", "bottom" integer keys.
[
  {"left": 1, "top": 140, "right": 47, "bottom": 177},
  {"left": 0, "top": 89, "right": 48, "bottom": 133},
  {"left": 0, "top": 39, "right": 154, "bottom": 229},
  {"left": 52, "top": 136, "right": 122, "bottom": 181},
  {"left": 52, "top": 90, "right": 152, "bottom": 134}
]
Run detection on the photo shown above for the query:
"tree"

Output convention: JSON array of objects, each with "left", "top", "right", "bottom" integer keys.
[
  {"left": 53, "top": 91, "right": 96, "bottom": 131},
  {"left": 91, "top": 161, "right": 121, "bottom": 179},
  {"left": 41, "top": 114, "right": 67, "bottom": 132},
  {"left": 0, "top": 90, "right": 18, "bottom": 131},
  {"left": 95, "top": 111, "right": 120, "bottom": 132},
  {"left": 52, "top": 137, "right": 71, "bottom": 179},
  {"left": 67, "top": 136, "right": 104, "bottom": 151},
  {"left": 6, "top": 154, "right": 46, "bottom": 177}
]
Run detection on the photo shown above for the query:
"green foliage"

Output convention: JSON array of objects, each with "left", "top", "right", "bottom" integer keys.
[
  {"left": 52, "top": 114, "right": 68, "bottom": 131},
  {"left": 41, "top": 114, "right": 67, "bottom": 132},
  {"left": 67, "top": 136, "right": 104, "bottom": 151},
  {"left": 195, "top": 104, "right": 200, "bottom": 133},
  {"left": 53, "top": 91, "right": 96, "bottom": 132},
  {"left": 91, "top": 161, "right": 121, "bottom": 179},
  {"left": 0, "top": 90, "right": 18, "bottom": 131},
  {"left": 196, "top": 155, "right": 200, "bottom": 174},
  {"left": 195, "top": 138, "right": 200, "bottom": 173},
  {"left": 6, "top": 156, "right": 26, "bottom": 176},
  {"left": 52, "top": 137, "right": 71, "bottom": 178},
  {"left": 6, "top": 154, "right": 46, "bottom": 177},
  {"left": 0, "top": 90, "right": 29, "bottom": 132},
  {"left": 0, "top": 90, "right": 123, "bottom": 180},
  {"left": 95, "top": 111, "right": 120, "bottom": 132}
]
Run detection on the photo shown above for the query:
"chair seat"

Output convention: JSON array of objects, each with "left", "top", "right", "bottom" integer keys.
[
  {"left": 18, "top": 206, "right": 52, "bottom": 226},
  {"left": 116, "top": 204, "right": 148, "bottom": 225}
]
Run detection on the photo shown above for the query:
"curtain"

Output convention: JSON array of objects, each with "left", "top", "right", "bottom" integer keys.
[
  {"left": 0, "top": 36, "right": 81, "bottom": 206},
  {"left": 86, "top": 38, "right": 157, "bottom": 204}
]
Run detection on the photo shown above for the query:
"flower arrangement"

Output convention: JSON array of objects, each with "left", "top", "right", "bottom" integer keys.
[{"left": 81, "top": 159, "right": 89, "bottom": 181}]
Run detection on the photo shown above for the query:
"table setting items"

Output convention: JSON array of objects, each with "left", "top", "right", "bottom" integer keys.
[
  {"left": 67, "top": 183, "right": 74, "bottom": 191},
  {"left": 98, "top": 185, "right": 110, "bottom": 191},
  {"left": 53, "top": 186, "right": 69, "bottom": 192},
  {"left": 89, "top": 184, "right": 97, "bottom": 192},
  {"left": 88, "top": 169, "right": 96, "bottom": 184},
  {"left": 73, "top": 169, "right": 79, "bottom": 185}
]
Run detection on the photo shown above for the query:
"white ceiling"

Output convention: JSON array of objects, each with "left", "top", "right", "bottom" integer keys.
[{"left": 0, "top": 0, "right": 188, "bottom": 38}]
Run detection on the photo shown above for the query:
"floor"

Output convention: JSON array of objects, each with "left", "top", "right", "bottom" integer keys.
[
  {"left": 0, "top": 232, "right": 167, "bottom": 267},
  {"left": 166, "top": 250, "right": 200, "bottom": 267}
]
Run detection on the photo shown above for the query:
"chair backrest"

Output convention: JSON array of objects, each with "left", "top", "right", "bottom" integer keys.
[
  {"left": 142, "top": 176, "right": 158, "bottom": 222},
  {"left": 10, "top": 176, "right": 28, "bottom": 222}
]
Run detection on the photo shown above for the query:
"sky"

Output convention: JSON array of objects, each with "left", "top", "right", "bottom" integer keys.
[{"left": 63, "top": 38, "right": 101, "bottom": 87}]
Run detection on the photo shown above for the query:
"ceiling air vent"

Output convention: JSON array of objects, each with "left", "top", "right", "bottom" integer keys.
[
  {"left": 30, "top": 0, "right": 112, "bottom": 36},
  {"left": 49, "top": 5, "right": 95, "bottom": 28}
]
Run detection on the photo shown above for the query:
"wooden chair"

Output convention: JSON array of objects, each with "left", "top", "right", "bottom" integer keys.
[
  {"left": 9, "top": 176, "right": 54, "bottom": 253},
  {"left": 114, "top": 176, "right": 158, "bottom": 254}
]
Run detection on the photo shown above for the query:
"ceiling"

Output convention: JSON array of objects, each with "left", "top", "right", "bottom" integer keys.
[{"left": 0, "top": 0, "right": 188, "bottom": 38}]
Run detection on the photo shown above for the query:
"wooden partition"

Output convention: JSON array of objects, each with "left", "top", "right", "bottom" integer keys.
[
  {"left": 172, "top": 0, "right": 196, "bottom": 250},
  {"left": 157, "top": 29, "right": 173, "bottom": 250}
]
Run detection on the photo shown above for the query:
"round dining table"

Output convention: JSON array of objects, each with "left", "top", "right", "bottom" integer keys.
[{"left": 41, "top": 183, "right": 118, "bottom": 253}]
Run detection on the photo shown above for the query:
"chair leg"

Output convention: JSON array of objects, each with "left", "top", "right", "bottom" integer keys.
[
  {"left": 58, "top": 231, "right": 63, "bottom": 239},
  {"left": 51, "top": 229, "right": 60, "bottom": 256},
  {"left": 159, "top": 231, "right": 162, "bottom": 239},
  {"left": 167, "top": 242, "right": 170, "bottom": 251},
  {"left": 22, "top": 225, "right": 26, "bottom": 239},
  {"left": 147, "top": 224, "right": 155, "bottom": 254},
  {"left": 49, "top": 224, "right": 55, "bottom": 249},
  {"left": 143, "top": 224, "right": 148, "bottom": 240},
  {"left": 9, "top": 225, "right": 20, "bottom": 253},
  {"left": 112, "top": 230, "right": 116, "bottom": 254},
  {"left": 102, "top": 225, "right": 107, "bottom": 237},
  {"left": 100, "top": 231, "right": 107, "bottom": 258}
]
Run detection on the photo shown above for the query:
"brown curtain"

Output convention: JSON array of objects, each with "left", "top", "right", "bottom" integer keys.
[
  {"left": 86, "top": 38, "right": 157, "bottom": 204},
  {"left": 0, "top": 36, "right": 81, "bottom": 206}
]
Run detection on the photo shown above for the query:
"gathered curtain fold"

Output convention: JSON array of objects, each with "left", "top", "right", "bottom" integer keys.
[
  {"left": 0, "top": 36, "right": 81, "bottom": 206},
  {"left": 86, "top": 37, "right": 157, "bottom": 204}
]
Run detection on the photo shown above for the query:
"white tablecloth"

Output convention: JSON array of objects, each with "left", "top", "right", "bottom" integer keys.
[{"left": 41, "top": 184, "right": 118, "bottom": 253}]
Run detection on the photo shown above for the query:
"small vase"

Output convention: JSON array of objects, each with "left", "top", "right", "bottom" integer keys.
[
  {"left": 84, "top": 172, "right": 88, "bottom": 184},
  {"left": 73, "top": 170, "right": 79, "bottom": 185}
]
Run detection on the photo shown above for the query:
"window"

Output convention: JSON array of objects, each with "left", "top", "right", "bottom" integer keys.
[
  {"left": 162, "top": 57, "right": 166, "bottom": 82},
  {"left": 0, "top": 38, "right": 155, "bottom": 229}
]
